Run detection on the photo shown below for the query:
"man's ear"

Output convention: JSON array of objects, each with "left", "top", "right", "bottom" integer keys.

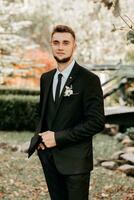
[
  {"left": 73, "top": 43, "right": 77, "bottom": 57},
  {"left": 74, "top": 42, "right": 77, "bottom": 50}
]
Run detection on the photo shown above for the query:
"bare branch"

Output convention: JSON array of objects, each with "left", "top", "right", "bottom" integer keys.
[
  {"left": 124, "top": 15, "right": 134, "bottom": 27},
  {"left": 119, "top": 14, "right": 134, "bottom": 32}
]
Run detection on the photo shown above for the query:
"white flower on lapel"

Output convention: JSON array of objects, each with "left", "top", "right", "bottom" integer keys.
[{"left": 64, "top": 85, "right": 73, "bottom": 97}]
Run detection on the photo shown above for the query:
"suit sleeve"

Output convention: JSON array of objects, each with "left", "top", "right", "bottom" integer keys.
[
  {"left": 35, "top": 74, "right": 44, "bottom": 132},
  {"left": 27, "top": 74, "right": 45, "bottom": 157},
  {"left": 55, "top": 75, "right": 105, "bottom": 147},
  {"left": 38, "top": 74, "right": 44, "bottom": 117}
]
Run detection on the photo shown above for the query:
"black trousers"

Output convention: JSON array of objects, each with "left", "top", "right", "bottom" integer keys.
[{"left": 38, "top": 149, "right": 90, "bottom": 200}]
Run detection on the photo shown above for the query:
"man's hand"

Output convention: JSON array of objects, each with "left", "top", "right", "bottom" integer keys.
[
  {"left": 38, "top": 131, "right": 56, "bottom": 148},
  {"left": 38, "top": 143, "right": 46, "bottom": 150}
]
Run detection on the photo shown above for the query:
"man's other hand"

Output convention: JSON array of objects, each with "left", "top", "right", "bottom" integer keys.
[
  {"left": 38, "top": 143, "right": 46, "bottom": 150},
  {"left": 39, "top": 131, "right": 56, "bottom": 148}
]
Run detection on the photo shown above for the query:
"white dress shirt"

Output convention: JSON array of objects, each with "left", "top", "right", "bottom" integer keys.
[{"left": 52, "top": 59, "right": 75, "bottom": 101}]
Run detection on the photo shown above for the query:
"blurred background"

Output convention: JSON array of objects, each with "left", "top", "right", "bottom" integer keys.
[{"left": 0, "top": 0, "right": 134, "bottom": 199}]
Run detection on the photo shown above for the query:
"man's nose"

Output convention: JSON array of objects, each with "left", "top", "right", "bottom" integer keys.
[{"left": 58, "top": 43, "right": 64, "bottom": 49}]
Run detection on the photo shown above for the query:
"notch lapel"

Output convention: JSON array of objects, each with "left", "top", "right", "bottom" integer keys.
[{"left": 51, "top": 62, "right": 80, "bottom": 127}]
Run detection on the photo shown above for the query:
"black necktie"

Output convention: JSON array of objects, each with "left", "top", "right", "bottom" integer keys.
[{"left": 55, "top": 73, "right": 63, "bottom": 104}]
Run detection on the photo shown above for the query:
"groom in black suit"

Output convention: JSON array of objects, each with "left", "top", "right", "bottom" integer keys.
[{"left": 28, "top": 25, "right": 105, "bottom": 200}]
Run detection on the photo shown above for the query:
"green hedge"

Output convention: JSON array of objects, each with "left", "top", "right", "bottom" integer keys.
[
  {"left": 0, "top": 95, "right": 40, "bottom": 131},
  {"left": 0, "top": 87, "right": 40, "bottom": 96}
]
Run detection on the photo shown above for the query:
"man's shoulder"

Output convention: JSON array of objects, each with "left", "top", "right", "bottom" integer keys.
[
  {"left": 77, "top": 63, "right": 100, "bottom": 82},
  {"left": 40, "top": 68, "right": 56, "bottom": 80}
]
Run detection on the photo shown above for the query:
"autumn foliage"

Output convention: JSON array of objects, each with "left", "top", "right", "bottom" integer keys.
[{"left": 4, "top": 49, "right": 56, "bottom": 89}]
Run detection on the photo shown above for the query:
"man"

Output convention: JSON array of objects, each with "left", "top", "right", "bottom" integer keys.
[{"left": 28, "top": 25, "right": 105, "bottom": 200}]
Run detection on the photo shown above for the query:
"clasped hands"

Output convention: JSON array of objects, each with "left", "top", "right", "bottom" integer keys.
[{"left": 38, "top": 131, "right": 56, "bottom": 150}]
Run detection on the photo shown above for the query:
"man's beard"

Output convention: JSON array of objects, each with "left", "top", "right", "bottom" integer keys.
[{"left": 54, "top": 55, "right": 72, "bottom": 63}]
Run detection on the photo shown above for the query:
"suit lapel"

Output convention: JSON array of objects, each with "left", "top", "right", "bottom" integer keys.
[{"left": 51, "top": 62, "right": 80, "bottom": 126}]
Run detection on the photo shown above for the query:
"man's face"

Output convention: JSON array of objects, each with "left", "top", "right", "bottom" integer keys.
[{"left": 51, "top": 32, "right": 76, "bottom": 63}]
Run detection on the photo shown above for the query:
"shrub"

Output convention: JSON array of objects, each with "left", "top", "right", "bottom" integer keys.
[
  {"left": 0, "top": 95, "right": 39, "bottom": 131},
  {"left": 0, "top": 87, "right": 40, "bottom": 96}
]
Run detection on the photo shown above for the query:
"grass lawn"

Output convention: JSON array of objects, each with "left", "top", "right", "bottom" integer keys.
[{"left": 0, "top": 131, "right": 134, "bottom": 200}]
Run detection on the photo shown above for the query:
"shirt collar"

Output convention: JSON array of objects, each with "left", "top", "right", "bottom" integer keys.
[{"left": 56, "top": 59, "right": 75, "bottom": 79}]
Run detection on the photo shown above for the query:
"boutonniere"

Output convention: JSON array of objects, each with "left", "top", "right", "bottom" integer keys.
[{"left": 64, "top": 85, "right": 73, "bottom": 97}]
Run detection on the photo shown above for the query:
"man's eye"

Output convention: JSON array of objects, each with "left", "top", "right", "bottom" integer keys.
[
  {"left": 53, "top": 41, "right": 59, "bottom": 45},
  {"left": 63, "top": 42, "right": 69, "bottom": 45}
]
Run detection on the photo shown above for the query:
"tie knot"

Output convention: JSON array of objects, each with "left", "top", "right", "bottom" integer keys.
[{"left": 58, "top": 73, "right": 63, "bottom": 80}]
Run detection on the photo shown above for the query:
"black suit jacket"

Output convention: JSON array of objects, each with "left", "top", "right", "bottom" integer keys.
[{"left": 27, "top": 62, "right": 105, "bottom": 174}]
